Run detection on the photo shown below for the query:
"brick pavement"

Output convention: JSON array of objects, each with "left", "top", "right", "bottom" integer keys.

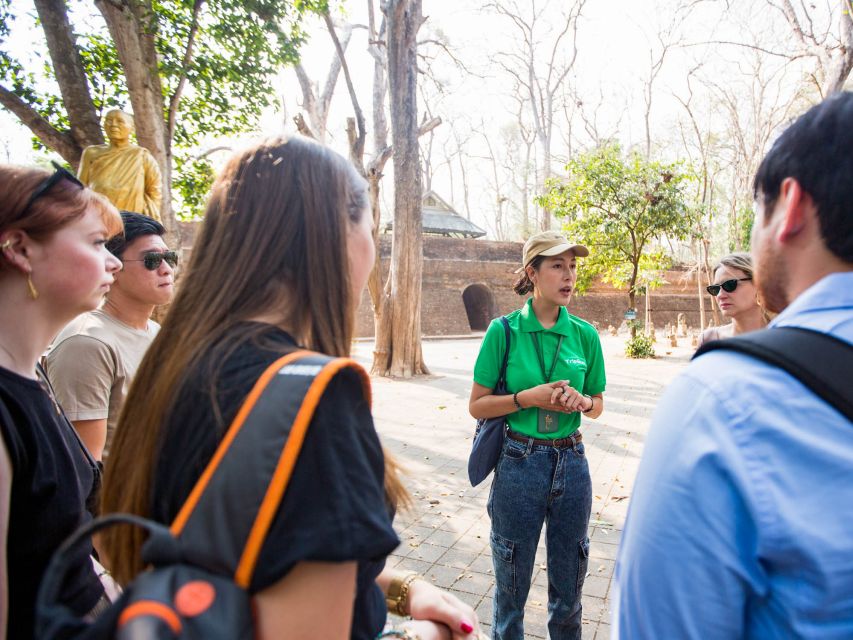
[{"left": 350, "top": 333, "right": 694, "bottom": 640}]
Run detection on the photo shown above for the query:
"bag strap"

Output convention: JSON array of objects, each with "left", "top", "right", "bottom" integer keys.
[
  {"left": 496, "top": 316, "right": 511, "bottom": 388},
  {"left": 167, "top": 350, "right": 371, "bottom": 588},
  {"left": 35, "top": 351, "right": 370, "bottom": 637},
  {"left": 693, "top": 327, "right": 853, "bottom": 422}
]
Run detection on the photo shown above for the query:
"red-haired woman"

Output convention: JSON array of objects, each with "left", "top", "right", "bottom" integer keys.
[{"left": 0, "top": 162, "right": 123, "bottom": 639}]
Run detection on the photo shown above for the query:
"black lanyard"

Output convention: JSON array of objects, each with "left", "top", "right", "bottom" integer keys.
[{"left": 531, "top": 332, "right": 563, "bottom": 383}]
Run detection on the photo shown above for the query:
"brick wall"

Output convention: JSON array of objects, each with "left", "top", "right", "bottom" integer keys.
[
  {"left": 179, "top": 224, "right": 717, "bottom": 337},
  {"left": 356, "top": 236, "right": 717, "bottom": 336}
]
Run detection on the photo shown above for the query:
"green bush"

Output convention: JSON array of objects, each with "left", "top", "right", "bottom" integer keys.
[{"left": 625, "top": 334, "right": 655, "bottom": 359}]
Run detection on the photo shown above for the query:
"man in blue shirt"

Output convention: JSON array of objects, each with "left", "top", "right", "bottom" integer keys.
[{"left": 613, "top": 92, "right": 853, "bottom": 638}]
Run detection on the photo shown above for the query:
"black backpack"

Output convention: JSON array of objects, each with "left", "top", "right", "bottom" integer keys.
[
  {"left": 693, "top": 326, "right": 853, "bottom": 421},
  {"left": 36, "top": 350, "right": 370, "bottom": 639}
]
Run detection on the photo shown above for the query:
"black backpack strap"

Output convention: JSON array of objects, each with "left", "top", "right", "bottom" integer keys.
[
  {"left": 496, "top": 316, "right": 511, "bottom": 389},
  {"left": 693, "top": 327, "right": 853, "bottom": 422},
  {"left": 168, "top": 350, "right": 371, "bottom": 588}
]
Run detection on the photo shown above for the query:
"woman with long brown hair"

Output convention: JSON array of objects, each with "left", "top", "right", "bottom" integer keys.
[
  {"left": 100, "top": 136, "right": 479, "bottom": 640},
  {"left": 0, "top": 163, "right": 122, "bottom": 638}
]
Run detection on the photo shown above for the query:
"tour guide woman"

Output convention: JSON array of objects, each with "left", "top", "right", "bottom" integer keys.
[{"left": 469, "top": 231, "right": 605, "bottom": 640}]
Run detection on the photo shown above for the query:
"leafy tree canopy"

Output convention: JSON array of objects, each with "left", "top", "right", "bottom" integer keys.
[
  {"left": 0, "top": 0, "right": 327, "bottom": 219},
  {"left": 538, "top": 143, "right": 699, "bottom": 307}
]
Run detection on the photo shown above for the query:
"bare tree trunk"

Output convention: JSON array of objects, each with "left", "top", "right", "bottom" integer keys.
[
  {"left": 489, "top": 0, "right": 584, "bottom": 233},
  {"left": 693, "top": 239, "right": 706, "bottom": 331},
  {"left": 380, "top": 0, "right": 427, "bottom": 377},
  {"left": 701, "top": 238, "right": 720, "bottom": 327},
  {"left": 95, "top": 0, "right": 179, "bottom": 249},
  {"left": 33, "top": 0, "right": 104, "bottom": 156},
  {"left": 366, "top": 4, "right": 393, "bottom": 373},
  {"left": 825, "top": 1, "right": 853, "bottom": 94},
  {"left": 540, "top": 140, "right": 552, "bottom": 230}
]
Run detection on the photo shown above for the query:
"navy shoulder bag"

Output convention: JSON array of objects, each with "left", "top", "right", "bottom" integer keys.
[{"left": 468, "top": 316, "right": 511, "bottom": 487}]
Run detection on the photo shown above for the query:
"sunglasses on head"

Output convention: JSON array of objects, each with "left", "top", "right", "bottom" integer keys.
[
  {"left": 706, "top": 277, "right": 751, "bottom": 296},
  {"left": 21, "top": 161, "right": 84, "bottom": 217},
  {"left": 123, "top": 250, "right": 179, "bottom": 271}
]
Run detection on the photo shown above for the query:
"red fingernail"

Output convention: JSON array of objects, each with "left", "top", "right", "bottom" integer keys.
[{"left": 461, "top": 621, "right": 474, "bottom": 633}]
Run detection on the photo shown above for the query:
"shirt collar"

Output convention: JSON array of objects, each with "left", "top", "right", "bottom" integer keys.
[
  {"left": 519, "top": 297, "right": 573, "bottom": 336},
  {"left": 770, "top": 272, "right": 853, "bottom": 327}
]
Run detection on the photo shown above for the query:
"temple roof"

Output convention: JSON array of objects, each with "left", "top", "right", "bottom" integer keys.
[{"left": 384, "top": 190, "right": 487, "bottom": 239}]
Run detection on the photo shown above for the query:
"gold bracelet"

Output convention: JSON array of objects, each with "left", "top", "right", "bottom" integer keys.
[{"left": 385, "top": 572, "right": 421, "bottom": 616}]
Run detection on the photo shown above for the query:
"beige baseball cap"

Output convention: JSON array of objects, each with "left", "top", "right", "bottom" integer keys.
[{"left": 519, "top": 230, "right": 589, "bottom": 270}]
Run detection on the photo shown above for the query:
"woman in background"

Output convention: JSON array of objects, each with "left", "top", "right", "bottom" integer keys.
[
  {"left": 698, "top": 252, "right": 769, "bottom": 347},
  {"left": 0, "top": 163, "right": 122, "bottom": 638},
  {"left": 101, "top": 136, "right": 479, "bottom": 640}
]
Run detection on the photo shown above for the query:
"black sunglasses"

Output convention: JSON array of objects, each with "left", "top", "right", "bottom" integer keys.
[
  {"left": 123, "top": 250, "right": 179, "bottom": 271},
  {"left": 21, "top": 161, "right": 84, "bottom": 216},
  {"left": 706, "top": 278, "right": 751, "bottom": 296}
]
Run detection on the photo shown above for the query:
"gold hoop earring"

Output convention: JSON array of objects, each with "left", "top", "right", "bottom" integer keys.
[{"left": 27, "top": 273, "right": 39, "bottom": 300}]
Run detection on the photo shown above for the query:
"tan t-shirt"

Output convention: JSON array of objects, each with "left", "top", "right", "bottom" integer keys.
[{"left": 45, "top": 309, "right": 159, "bottom": 457}]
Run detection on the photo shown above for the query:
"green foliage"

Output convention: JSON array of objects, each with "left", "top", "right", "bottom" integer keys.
[
  {"left": 538, "top": 143, "right": 699, "bottom": 304},
  {"left": 172, "top": 151, "right": 215, "bottom": 220},
  {"left": 78, "top": 33, "right": 128, "bottom": 114},
  {"left": 1, "top": 0, "right": 326, "bottom": 187},
  {"left": 625, "top": 332, "right": 655, "bottom": 359}
]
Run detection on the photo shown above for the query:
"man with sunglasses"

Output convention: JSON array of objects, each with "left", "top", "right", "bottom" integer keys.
[
  {"left": 45, "top": 211, "right": 176, "bottom": 461},
  {"left": 614, "top": 92, "right": 853, "bottom": 638}
]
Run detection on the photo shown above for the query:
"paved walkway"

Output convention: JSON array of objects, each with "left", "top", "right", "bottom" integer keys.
[{"left": 350, "top": 333, "right": 694, "bottom": 640}]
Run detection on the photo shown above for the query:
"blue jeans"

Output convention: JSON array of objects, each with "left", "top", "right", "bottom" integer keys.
[{"left": 488, "top": 435, "right": 592, "bottom": 640}]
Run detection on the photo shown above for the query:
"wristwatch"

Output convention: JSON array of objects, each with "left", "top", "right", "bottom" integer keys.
[{"left": 582, "top": 394, "right": 594, "bottom": 413}]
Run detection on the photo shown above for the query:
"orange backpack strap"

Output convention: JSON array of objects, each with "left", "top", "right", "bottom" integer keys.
[{"left": 168, "top": 351, "right": 371, "bottom": 589}]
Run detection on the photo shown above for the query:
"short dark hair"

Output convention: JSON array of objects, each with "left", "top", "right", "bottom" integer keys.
[
  {"left": 106, "top": 211, "right": 165, "bottom": 258},
  {"left": 753, "top": 91, "right": 853, "bottom": 262}
]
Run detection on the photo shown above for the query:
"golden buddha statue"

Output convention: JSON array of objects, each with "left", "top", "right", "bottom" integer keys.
[{"left": 78, "top": 110, "right": 163, "bottom": 221}]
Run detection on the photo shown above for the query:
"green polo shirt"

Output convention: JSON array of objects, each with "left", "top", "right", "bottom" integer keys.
[{"left": 473, "top": 298, "right": 606, "bottom": 438}]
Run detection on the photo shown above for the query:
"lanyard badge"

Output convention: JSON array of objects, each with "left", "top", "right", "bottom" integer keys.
[{"left": 532, "top": 333, "right": 563, "bottom": 434}]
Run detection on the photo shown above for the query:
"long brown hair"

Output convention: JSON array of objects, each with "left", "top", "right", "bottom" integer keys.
[{"left": 101, "top": 136, "right": 406, "bottom": 584}]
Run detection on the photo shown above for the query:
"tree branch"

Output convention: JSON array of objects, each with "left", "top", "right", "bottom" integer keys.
[
  {"left": 320, "top": 22, "right": 353, "bottom": 116},
  {"left": 679, "top": 40, "right": 815, "bottom": 60},
  {"left": 168, "top": 0, "right": 205, "bottom": 140},
  {"left": 0, "top": 84, "right": 82, "bottom": 164},
  {"left": 323, "top": 10, "right": 365, "bottom": 165},
  {"left": 292, "top": 112, "right": 316, "bottom": 138}
]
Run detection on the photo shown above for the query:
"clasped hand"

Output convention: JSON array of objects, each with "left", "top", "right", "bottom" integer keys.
[
  {"left": 522, "top": 382, "right": 586, "bottom": 413},
  {"left": 397, "top": 579, "right": 481, "bottom": 639}
]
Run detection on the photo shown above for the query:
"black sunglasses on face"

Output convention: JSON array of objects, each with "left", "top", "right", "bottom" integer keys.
[
  {"left": 21, "top": 161, "right": 84, "bottom": 216},
  {"left": 123, "top": 250, "right": 179, "bottom": 271},
  {"left": 706, "top": 277, "right": 751, "bottom": 296}
]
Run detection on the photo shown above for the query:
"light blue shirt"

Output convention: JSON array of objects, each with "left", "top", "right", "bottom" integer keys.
[{"left": 613, "top": 272, "right": 853, "bottom": 639}]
